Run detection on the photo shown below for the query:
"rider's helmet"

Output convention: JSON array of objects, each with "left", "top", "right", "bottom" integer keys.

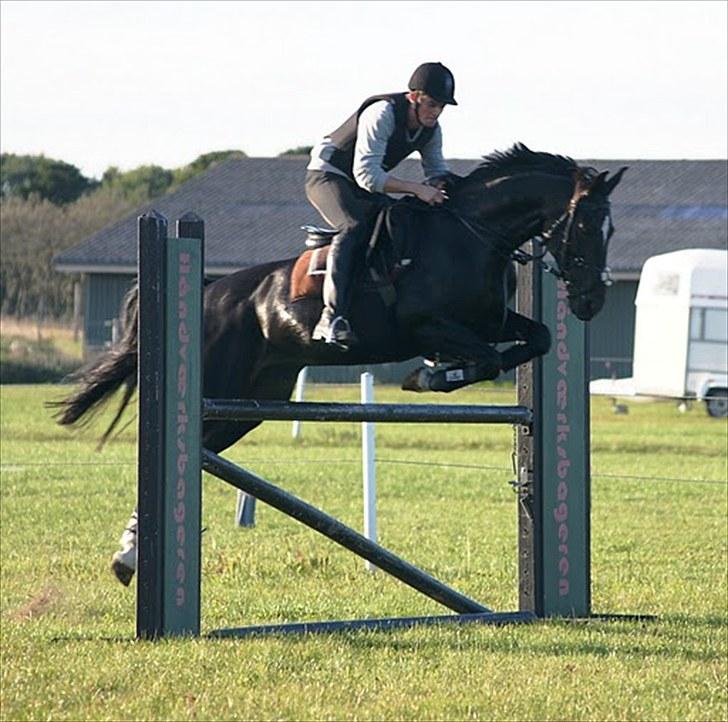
[{"left": 408, "top": 62, "right": 458, "bottom": 105}]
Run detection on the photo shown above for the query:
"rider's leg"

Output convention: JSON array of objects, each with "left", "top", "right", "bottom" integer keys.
[
  {"left": 305, "top": 171, "right": 383, "bottom": 347},
  {"left": 111, "top": 507, "right": 137, "bottom": 586},
  {"left": 314, "top": 222, "right": 369, "bottom": 344}
]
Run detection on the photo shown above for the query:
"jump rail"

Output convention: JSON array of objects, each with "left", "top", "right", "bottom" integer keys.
[
  {"left": 204, "top": 448, "right": 490, "bottom": 614},
  {"left": 136, "top": 211, "right": 591, "bottom": 639},
  {"left": 203, "top": 399, "right": 532, "bottom": 425}
]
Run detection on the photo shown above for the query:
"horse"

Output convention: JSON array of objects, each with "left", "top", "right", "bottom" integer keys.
[{"left": 51, "top": 143, "right": 626, "bottom": 583}]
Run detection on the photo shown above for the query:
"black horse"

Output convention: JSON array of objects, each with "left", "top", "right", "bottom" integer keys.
[{"left": 55, "top": 144, "right": 626, "bottom": 456}]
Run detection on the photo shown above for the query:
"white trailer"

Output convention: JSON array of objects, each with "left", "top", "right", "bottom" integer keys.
[{"left": 591, "top": 248, "right": 728, "bottom": 417}]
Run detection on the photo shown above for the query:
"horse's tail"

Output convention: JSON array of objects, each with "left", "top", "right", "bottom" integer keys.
[{"left": 49, "top": 282, "right": 140, "bottom": 446}]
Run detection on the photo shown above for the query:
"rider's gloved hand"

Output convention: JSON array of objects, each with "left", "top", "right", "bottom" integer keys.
[{"left": 426, "top": 172, "right": 462, "bottom": 195}]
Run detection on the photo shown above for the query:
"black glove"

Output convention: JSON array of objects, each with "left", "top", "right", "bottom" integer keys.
[{"left": 425, "top": 172, "right": 463, "bottom": 194}]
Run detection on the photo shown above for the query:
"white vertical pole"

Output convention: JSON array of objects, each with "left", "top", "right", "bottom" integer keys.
[
  {"left": 361, "top": 372, "right": 377, "bottom": 572},
  {"left": 291, "top": 367, "right": 308, "bottom": 439},
  {"left": 235, "top": 489, "right": 256, "bottom": 527}
]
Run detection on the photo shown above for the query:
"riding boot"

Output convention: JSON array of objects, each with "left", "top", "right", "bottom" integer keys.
[
  {"left": 313, "top": 229, "right": 362, "bottom": 349},
  {"left": 111, "top": 508, "right": 138, "bottom": 586}
]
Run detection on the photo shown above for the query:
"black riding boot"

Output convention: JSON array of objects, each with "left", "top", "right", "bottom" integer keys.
[{"left": 312, "top": 228, "right": 364, "bottom": 349}]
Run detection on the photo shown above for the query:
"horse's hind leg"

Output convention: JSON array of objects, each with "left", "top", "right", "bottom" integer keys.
[
  {"left": 202, "top": 302, "right": 267, "bottom": 453},
  {"left": 111, "top": 303, "right": 269, "bottom": 585},
  {"left": 228, "top": 362, "right": 303, "bottom": 525},
  {"left": 110, "top": 419, "right": 263, "bottom": 586},
  {"left": 111, "top": 508, "right": 138, "bottom": 586}
]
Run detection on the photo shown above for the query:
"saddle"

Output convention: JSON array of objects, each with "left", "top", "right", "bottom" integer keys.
[{"left": 290, "top": 200, "right": 430, "bottom": 305}]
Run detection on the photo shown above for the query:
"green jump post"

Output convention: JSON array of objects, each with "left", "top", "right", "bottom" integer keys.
[
  {"left": 517, "top": 249, "right": 591, "bottom": 618},
  {"left": 137, "top": 211, "right": 204, "bottom": 639}
]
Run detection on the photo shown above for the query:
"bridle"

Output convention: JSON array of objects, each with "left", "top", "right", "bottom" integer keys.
[
  {"left": 539, "top": 199, "right": 614, "bottom": 289},
  {"left": 450, "top": 196, "right": 613, "bottom": 290}
]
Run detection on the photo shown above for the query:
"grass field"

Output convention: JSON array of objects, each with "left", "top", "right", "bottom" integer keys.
[{"left": 1, "top": 382, "right": 726, "bottom": 721}]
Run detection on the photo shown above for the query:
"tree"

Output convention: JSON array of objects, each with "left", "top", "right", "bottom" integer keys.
[
  {"left": 0, "top": 154, "right": 97, "bottom": 205},
  {"left": 0, "top": 187, "right": 138, "bottom": 318},
  {"left": 101, "top": 164, "right": 174, "bottom": 201}
]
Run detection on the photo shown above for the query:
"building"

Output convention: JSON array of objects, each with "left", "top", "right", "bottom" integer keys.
[{"left": 54, "top": 155, "right": 728, "bottom": 381}]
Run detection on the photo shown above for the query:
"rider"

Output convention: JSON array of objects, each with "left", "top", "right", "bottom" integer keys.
[{"left": 306, "top": 62, "right": 458, "bottom": 349}]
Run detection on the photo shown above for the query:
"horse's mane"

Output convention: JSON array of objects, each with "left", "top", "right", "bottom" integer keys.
[{"left": 459, "top": 143, "right": 593, "bottom": 186}]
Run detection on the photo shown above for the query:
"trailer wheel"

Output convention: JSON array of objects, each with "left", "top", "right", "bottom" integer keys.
[{"left": 705, "top": 388, "right": 728, "bottom": 418}]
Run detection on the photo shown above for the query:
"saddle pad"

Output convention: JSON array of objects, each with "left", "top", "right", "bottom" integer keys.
[{"left": 290, "top": 246, "right": 329, "bottom": 302}]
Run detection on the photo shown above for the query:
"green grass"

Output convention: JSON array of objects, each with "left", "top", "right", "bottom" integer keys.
[{"left": 1, "top": 383, "right": 726, "bottom": 721}]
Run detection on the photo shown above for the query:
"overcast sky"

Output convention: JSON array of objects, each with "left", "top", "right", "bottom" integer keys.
[{"left": 1, "top": 0, "right": 726, "bottom": 179}]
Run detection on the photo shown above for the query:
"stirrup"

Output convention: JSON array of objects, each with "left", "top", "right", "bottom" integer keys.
[{"left": 313, "top": 315, "right": 357, "bottom": 350}]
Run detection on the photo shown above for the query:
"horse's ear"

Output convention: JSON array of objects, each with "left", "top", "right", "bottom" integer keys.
[
  {"left": 580, "top": 170, "right": 609, "bottom": 196},
  {"left": 589, "top": 170, "right": 609, "bottom": 193},
  {"left": 604, "top": 166, "right": 628, "bottom": 195}
]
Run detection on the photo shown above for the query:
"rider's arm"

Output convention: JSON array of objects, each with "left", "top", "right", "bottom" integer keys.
[
  {"left": 352, "top": 101, "right": 395, "bottom": 193},
  {"left": 381, "top": 175, "right": 444, "bottom": 203},
  {"left": 420, "top": 125, "right": 450, "bottom": 182},
  {"left": 353, "top": 102, "right": 446, "bottom": 205}
]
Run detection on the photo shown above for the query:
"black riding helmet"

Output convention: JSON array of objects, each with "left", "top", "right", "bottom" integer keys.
[{"left": 408, "top": 62, "right": 457, "bottom": 105}]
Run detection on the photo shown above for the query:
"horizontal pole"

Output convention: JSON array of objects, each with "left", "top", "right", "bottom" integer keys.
[
  {"left": 202, "top": 448, "right": 490, "bottom": 615},
  {"left": 208, "top": 611, "right": 535, "bottom": 639},
  {"left": 204, "top": 400, "right": 533, "bottom": 425}
]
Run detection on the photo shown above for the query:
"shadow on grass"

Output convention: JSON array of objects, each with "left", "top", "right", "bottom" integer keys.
[
  {"left": 46, "top": 612, "right": 726, "bottom": 666},
  {"left": 334, "top": 614, "right": 726, "bottom": 663}
]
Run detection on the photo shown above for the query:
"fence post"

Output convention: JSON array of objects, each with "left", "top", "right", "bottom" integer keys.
[
  {"left": 136, "top": 211, "right": 204, "bottom": 639},
  {"left": 291, "top": 367, "right": 308, "bottom": 439},
  {"left": 517, "top": 252, "right": 591, "bottom": 617},
  {"left": 361, "top": 372, "right": 377, "bottom": 571},
  {"left": 136, "top": 211, "right": 167, "bottom": 639}
]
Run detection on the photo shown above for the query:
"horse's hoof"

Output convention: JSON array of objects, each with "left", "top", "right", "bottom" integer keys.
[
  {"left": 401, "top": 367, "right": 431, "bottom": 392},
  {"left": 111, "top": 550, "right": 136, "bottom": 587}
]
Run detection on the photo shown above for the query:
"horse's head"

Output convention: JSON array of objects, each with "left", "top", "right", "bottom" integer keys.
[
  {"left": 543, "top": 166, "right": 627, "bottom": 321},
  {"left": 451, "top": 146, "right": 628, "bottom": 320}
]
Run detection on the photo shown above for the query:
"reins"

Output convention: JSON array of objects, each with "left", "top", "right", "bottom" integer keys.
[
  {"left": 448, "top": 197, "right": 613, "bottom": 288},
  {"left": 447, "top": 207, "right": 561, "bottom": 278}
]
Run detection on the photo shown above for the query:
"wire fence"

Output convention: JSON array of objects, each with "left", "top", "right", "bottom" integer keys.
[
  {"left": 3, "top": 382, "right": 725, "bottom": 487},
  {"left": 2, "top": 456, "right": 726, "bottom": 487}
]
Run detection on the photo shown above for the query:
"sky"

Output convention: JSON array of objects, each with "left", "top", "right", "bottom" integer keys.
[{"left": 1, "top": 0, "right": 726, "bottom": 180}]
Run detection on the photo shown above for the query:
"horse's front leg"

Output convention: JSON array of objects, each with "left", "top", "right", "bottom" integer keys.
[
  {"left": 498, "top": 310, "right": 551, "bottom": 371},
  {"left": 401, "top": 315, "right": 503, "bottom": 392}
]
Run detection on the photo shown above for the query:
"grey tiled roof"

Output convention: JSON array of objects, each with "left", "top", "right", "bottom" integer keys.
[{"left": 54, "top": 155, "right": 727, "bottom": 275}]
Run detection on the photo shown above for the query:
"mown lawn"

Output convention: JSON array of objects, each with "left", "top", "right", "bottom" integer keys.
[{"left": 1, "top": 383, "right": 726, "bottom": 721}]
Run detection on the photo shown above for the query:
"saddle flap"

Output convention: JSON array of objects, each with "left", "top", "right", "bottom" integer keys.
[{"left": 290, "top": 247, "right": 329, "bottom": 301}]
